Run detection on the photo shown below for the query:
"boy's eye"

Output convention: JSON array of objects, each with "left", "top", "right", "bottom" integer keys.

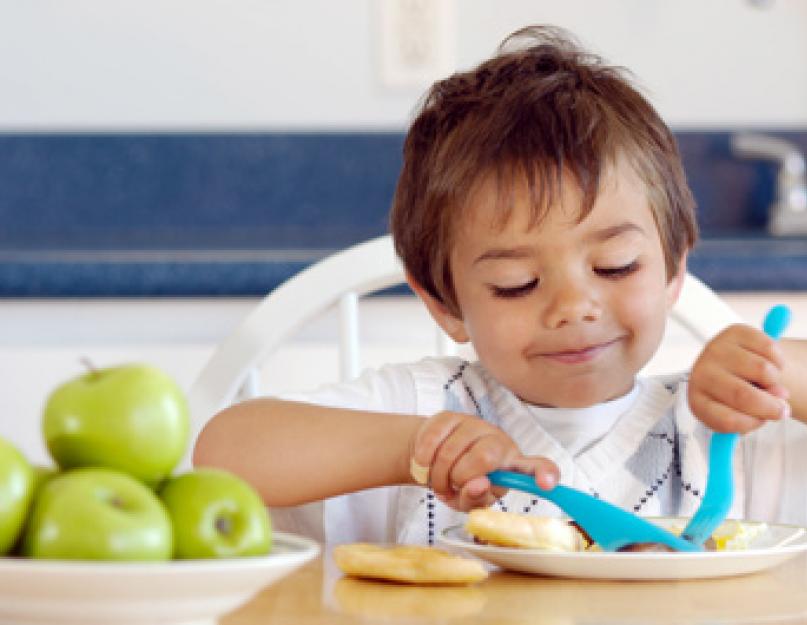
[
  {"left": 595, "top": 261, "right": 639, "bottom": 278},
  {"left": 490, "top": 279, "right": 538, "bottom": 298}
]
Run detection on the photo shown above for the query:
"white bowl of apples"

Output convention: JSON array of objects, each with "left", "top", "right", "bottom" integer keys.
[{"left": 0, "top": 363, "right": 319, "bottom": 625}]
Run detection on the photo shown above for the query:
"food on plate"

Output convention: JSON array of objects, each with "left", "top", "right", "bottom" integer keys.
[
  {"left": 465, "top": 509, "right": 768, "bottom": 553},
  {"left": 333, "top": 543, "right": 488, "bottom": 585},
  {"left": 617, "top": 542, "right": 676, "bottom": 553},
  {"left": 699, "top": 519, "right": 768, "bottom": 551},
  {"left": 465, "top": 508, "right": 589, "bottom": 551}
]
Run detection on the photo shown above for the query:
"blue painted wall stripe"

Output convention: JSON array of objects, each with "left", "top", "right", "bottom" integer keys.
[{"left": 0, "top": 131, "right": 804, "bottom": 296}]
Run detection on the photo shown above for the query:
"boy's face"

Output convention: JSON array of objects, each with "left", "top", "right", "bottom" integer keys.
[{"left": 419, "top": 156, "right": 684, "bottom": 408}]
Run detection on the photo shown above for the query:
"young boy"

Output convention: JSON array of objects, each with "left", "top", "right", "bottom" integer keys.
[{"left": 193, "top": 25, "right": 807, "bottom": 545}]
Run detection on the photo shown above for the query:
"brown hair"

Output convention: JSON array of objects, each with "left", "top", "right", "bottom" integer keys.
[{"left": 390, "top": 25, "right": 698, "bottom": 316}]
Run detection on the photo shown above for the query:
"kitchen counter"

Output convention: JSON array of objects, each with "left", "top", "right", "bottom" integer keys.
[
  {"left": 222, "top": 551, "right": 807, "bottom": 624},
  {"left": 1, "top": 132, "right": 806, "bottom": 297},
  {"left": 689, "top": 236, "right": 807, "bottom": 292},
  {"left": 1, "top": 235, "right": 804, "bottom": 297}
]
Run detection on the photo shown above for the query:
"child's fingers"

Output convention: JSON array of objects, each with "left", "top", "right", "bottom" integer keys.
[
  {"left": 503, "top": 455, "right": 560, "bottom": 490},
  {"left": 436, "top": 478, "right": 505, "bottom": 512},
  {"left": 689, "top": 387, "right": 781, "bottom": 433},
  {"left": 735, "top": 326, "right": 786, "bottom": 368},
  {"left": 450, "top": 448, "right": 560, "bottom": 498},
  {"left": 436, "top": 428, "right": 509, "bottom": 496},
  {"left": 448, "top": 431, "right": 518, "bottom": 489},
  {"left": 695, "top": 364, "right": 788, "bottom": 424},
  {"left": 452, "top": 459, "right": 559, "bottom": 511},
  {"left": 431, "top": 476, "right": 492, "bottom": 511},
  {"left": 712, "top": 325, "right": 786, "bottom": 368},
  {"left": 531, "top": 457, "right": 560, "bottom": 490},
  {"left": 711, "top": 341, "right": 786, "bottom": 394},
  {"left": 455, "top": 476, "right": 499, "bottom": 510},
  {"left": 410, "top": 412, "right": 464, "bottom": 486},
  {"left": 429, "top": 420, "right": 501, "bottom": 496},
  {"left": 768, "top": 384, "right": 790, "bottom": 401}
]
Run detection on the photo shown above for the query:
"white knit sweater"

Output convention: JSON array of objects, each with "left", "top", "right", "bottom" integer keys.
[{"left": 273, "top": 357, "right": 807, "bottom": 545}]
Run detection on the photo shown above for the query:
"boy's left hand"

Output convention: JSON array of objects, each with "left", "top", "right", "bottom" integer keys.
[{"left": 688, "top": 323, "right": 791, "bottom": 433}]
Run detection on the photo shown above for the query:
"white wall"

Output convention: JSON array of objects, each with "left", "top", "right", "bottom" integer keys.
[{"left": 1, "top": 0, "right": 805, "bottom": 130}]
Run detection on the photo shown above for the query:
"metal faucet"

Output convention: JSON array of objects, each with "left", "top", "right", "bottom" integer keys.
[{"left": 731, "top": 132, "right": 807, "bottom": 235}]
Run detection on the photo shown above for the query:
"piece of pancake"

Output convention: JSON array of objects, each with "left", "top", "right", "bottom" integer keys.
[
  {"left": 465, "top": 508, "right": 588, "bottom": 551},
  {"left": 333, "top": 543, "right": 488, "bottom": 585}
]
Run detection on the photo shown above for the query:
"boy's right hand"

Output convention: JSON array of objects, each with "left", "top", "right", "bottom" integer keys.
[
  {"left": 409, "top": 411, "right": 560, "bottom": 512},
  {"left": 688, "top": 323, "right": 790, "bottom": 433}
]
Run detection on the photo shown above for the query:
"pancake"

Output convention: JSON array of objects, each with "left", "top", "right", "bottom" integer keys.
[
  {"left": 465, "top": 508, "right": 588, "bottom": 551},
  {"left": 333, "top": 543, "right": 488, "bottom": 585}
]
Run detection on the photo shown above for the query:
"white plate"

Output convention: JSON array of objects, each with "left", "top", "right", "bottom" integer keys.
[
  {"left": 440, "top": 518, "right": 807, "bottom": 580},
  {"left": 0, "top": 531, "right": 319, "bottom": 625}
]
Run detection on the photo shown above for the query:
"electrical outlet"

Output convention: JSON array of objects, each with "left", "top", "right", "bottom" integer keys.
[{"left": 376, "top": 0, "right": 456, "bottom": 88}]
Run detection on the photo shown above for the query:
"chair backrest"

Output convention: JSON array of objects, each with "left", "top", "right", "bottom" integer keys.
[{"left": 183, "top": 234, "right": 742, "bottom": 468}]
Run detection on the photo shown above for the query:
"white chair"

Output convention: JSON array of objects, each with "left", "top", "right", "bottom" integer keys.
[{"left": 183, "top": 234, "right": 742, "bottom": 469}]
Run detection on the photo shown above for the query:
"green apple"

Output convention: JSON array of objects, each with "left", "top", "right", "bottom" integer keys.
[
  {"left": 7, "top": 465, "right": 59, "bottom": 557},
  {"left": 0, "top": 436, "right": 34, "bottom": 555},
  {"left": 43, "top": 363, "right": 189, "bottom": 485},
  {"left": 159, "top": 468, "right": 271, "bottom": 559},
  {"left": 22, "top": 467, "right": 173, "bottom": 560},
  {"left": 30, "top": 464, "right": 58, "bottom": 494}
]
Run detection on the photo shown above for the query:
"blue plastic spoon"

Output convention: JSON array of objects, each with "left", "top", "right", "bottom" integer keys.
[
  {"left": 680, "top": 304, "right": 791, "bottom": 546},
  {"left": 487, "top": 470, "right": 700, "bottom": 552}
]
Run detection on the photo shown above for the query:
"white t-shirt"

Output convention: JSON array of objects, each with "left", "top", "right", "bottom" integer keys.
[
  {"left": 274, "top": 357, "right": 807, "bottom": 545},
  {"left": 527, "top": 382, "right": 640, "bottom": 457}
]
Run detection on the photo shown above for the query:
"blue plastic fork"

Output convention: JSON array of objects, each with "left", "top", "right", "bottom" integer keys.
[
  {"left": 487, "top": 470, "right": 701, "bottom": 552},
  {"left": 680, "top": 304, "right": 792, "bottom": 546}
]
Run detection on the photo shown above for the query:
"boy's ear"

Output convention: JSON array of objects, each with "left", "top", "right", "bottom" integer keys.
[
  {"left": 405, "top": 273, "right": 470, "bottom": 344},
  {"left": 665, "top": 252, "right": 688, "bottom": 310}
]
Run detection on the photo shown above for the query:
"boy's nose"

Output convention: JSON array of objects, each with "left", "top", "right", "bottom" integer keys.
[{"left": 542, "top": 281, "right": 601, "bottom": 328}]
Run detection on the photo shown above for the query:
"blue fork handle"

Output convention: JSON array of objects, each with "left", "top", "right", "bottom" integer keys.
[
  {"left": 763, "top": 304, "right": 791, "bottom": 340},
  {"left": 708, "top": 433, "right": 739, "bottom": 473},
  {"left": 680, "top": 304, "right": 791, "bottom": 544},
  {"left": 680, "top": 431, "right": 739, "bottom": 542},
  {"left": 699, "top": 306, "right": 790, "bottom": 506},
  {"left": 488, "top": 470, "right": 700, "bottom": 552}
]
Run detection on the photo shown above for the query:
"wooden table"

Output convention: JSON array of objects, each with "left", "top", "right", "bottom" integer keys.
[{"left": 223, "top": 550, "right": 807, "bottom": 624}]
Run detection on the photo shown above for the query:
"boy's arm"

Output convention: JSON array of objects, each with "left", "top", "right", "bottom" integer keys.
[
  {"left": 780, "top": 338, "right": 807, "bottom": 423},
  {"left": 192, "top": 398, "right": 422, "bottom": 506}
]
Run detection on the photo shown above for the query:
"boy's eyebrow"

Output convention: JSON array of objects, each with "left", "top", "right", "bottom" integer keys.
[
  {"left": 473, "top": 245, "right": 535, "bottom": 265},
  {"left": 473, "top": 222, "right": 646, "bottom": 265},
  {"left": 587, "top": 222, "right": 646, "bottom": 242}
]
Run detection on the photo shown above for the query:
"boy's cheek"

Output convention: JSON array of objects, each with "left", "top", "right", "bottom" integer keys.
[
  {"left": 470, "top": 322, "right": 535, "bottom": 365},
  {"left": 464, "top": 309, "right": 520, "bottom": 345}
]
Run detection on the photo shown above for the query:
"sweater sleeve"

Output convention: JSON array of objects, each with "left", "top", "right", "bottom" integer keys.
[
  {"left": 275, "top": 361, "right": 418, "bottom": 414},
  {"left": 742, "top": 416, "right": 807, "bottom": 526}
]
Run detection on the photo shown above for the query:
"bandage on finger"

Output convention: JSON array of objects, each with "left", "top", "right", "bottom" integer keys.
[{"left": 410, "top": 458, "right": 430, "bottom": 485}]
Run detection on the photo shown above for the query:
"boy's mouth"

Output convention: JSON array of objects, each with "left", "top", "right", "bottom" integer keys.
[{"left": 540, "top": 338, "right": 621, "bottom": 364}]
